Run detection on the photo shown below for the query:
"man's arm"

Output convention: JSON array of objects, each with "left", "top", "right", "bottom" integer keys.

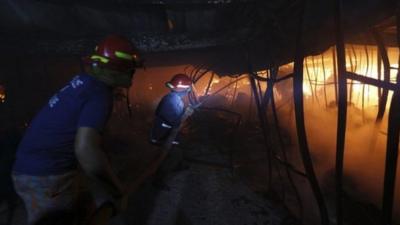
[{"left": 74, "top": 127, "right": 125, "bottom": 198}]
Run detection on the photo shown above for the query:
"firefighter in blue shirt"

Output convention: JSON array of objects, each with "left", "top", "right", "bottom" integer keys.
[
  {"left": 12, "top": 35, "right": 142, "bottom": 225},
  {"left": 150, "top": 74, "right": 193, "bottom": 190}
]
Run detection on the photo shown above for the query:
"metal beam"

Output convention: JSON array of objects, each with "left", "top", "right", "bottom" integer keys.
[
  {"left": 345, "top": 72, "right": 398, "bottom": 90},
  {"left": 371, "top": 28, "right": 392, "bottom": 122},
  {"left": 334, "top": 0, "right": 348, "bottom": 224},
  {"left": 381, "top": 8, "right": 400, "bottom": 225},
  {"left": 293, "top": 1, "right": 329, "bottom": 224}
]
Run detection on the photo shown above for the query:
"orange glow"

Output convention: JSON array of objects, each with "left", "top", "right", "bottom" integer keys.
[
  {"left": 277, "top": 45, "right": 399, "bottom": 109},
  {"left": 274, "top": 45, "right": 400, "bottom": 222},
  {"left": 176, "top": 45, "right": 398, "bottom": 113},
  {"left": 0, "top": 85, "right": 5, "bottom": 103},
  {"left": 0, "top": 94, "right": 5, "bottom": 103}
]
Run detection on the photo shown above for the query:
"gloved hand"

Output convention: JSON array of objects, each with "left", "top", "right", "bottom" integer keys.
[{"left": 103, "top": 184, "right": 128, "bottom": 216}]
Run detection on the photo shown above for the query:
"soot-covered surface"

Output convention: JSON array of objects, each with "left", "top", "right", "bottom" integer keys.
[
  {"left": 115, "top": 145, "right": 299, "bottom": 225},
  {"left": 106, "top": 108, "right": 299, "bottom": 225},
  {"left": 127, "top": 165, "right": 296, "bottom": 225}
]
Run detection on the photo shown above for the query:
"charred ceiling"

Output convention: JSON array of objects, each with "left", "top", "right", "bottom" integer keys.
[{"left": 0, "top": 0, "right": 396, "bottom": 74}]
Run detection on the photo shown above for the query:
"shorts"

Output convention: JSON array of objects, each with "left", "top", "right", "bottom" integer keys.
[{"left": 12, "top": 171, "right": 94, "bottom": 225}]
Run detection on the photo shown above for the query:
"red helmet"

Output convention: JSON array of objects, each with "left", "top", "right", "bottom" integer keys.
[
  {"left": 84, "top": 35, "right": 141, "bottom": 72},
  {"left": 166, "top": 74, "right": 192, "bottom": 92}
]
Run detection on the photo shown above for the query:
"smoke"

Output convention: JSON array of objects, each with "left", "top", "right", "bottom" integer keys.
[
  {"left": 122, "top": 48, "right": 400, "bottom": 222},
  {"left": 273, "top": 69, "right": 400, "bottom": 223}
]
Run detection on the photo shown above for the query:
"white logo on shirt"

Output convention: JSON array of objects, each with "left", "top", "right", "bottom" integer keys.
[
  {"left": 60, "top": 85, "right": 70, "bottom": 92},
  {"left": 71, "top": 76, "right": 84, "bottom": 89},
  {"left": 48, "top": 76, "right": 85, "bottom": 108},
  {"left": 48, "top": 95, "right": 59, "bottom": 108}
]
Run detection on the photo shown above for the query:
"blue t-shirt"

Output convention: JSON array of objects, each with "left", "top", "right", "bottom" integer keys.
[{"left": 13, "top": 74, "right": 112, "bottom": 176}]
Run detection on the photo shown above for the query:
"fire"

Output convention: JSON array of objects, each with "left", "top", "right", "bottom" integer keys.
[
  {"left": 280, "top": 45, "right": 399, "bottom": 109},
  {"left": 212, "top": 77, "right": 220, "bottom": 84},
  {"left": 0, "top": 85, "right": 5, "bottom": 103},
  {"left": 0, "top": 94, "right": 5, "bottom": 103},
  {"left": 189, "top": 44, "right": 396, "bottom": 110}
]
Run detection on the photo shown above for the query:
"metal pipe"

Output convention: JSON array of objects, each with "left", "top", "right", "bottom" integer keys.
[
  {"left": 248, "top": 84, "right": 254, "bottom": 122},
  {"left": 248, "top": 73, "right": 272, "bottom": 189},
  {"left": 371, "top": 28, "right": 391, "bottom": 122},
  {"left": 269, "top": 67, "right": 304, "bottom": 219},
  {"left": 348, "top": 47, "right": 354, "bottom": 103},
  {"left": 381, "top": 9, "right": 400, "bottom": 225},
  {"left": 382, "top": 86, "right": 400, "bottom": 225},
  {"left": 257, "top": 79, "right": 264, "bottom": 103},
  {"left": 275, "top": 73, "right": 294, "bottom": 83},
  {"left": 334, "top": 0, "right": 348, "bottom": 224},
  {"left": 311, "top": 55, "right": 320, "bottom": 105},
  {"left": 378, "top": 47, "right": 382, "bottom": 99},
  {"left": 304, "top": 57, "right": 316, "bottom": 102},
  {"left": 321, "top": 53, "right": 328, "bottom": 108},
  {"left": 204, "top": 72, "right": 215, "bottom": 96},
  {"left": 293, "top": 1, "right": 329, "bottom": 224},
  {"left": 332, "top": 47, "right": 339, "bottom": 105},
  {"left": 346, "top": 71, "right": 398, "bottom": 90},
  {"left": 362, "top": 44, "right": 370, "bottom": 122},
  {"left": 231, "top": 77, "right": 238, "bottom": 106},
  {"left": 351, "top": 44, "right": 358, "bottom": 72}
]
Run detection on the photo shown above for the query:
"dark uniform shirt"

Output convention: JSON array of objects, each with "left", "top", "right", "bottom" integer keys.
[
  {"left": 13, "top": 74, "right": 112, "bottom": 176},
  {"left": 150, "top": 91, "right": 185, "bottom": 145}
]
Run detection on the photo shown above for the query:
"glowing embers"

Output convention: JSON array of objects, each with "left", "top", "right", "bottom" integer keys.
[{"left": 0, "top": 85, "right": 5, "bottom": 103}]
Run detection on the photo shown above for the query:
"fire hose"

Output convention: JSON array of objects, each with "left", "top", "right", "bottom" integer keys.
[
  {"left": 87, "top": 103, "right": 196, "bottom": 225},
  {"left": 88, "top": 76, "right": 248, "bottom": 225}
]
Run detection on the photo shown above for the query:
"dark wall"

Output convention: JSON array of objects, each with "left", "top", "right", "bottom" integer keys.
[{"left": 0, "top": 56, "right": 81, "bottom": 126}]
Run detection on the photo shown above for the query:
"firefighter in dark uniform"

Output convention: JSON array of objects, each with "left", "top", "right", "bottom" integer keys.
[
  {"left": 150, "top": 74, "right": 193, "bottom": 189},
  {"left": 12, "top": 35, "right": 142, "bottom": 225}
]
